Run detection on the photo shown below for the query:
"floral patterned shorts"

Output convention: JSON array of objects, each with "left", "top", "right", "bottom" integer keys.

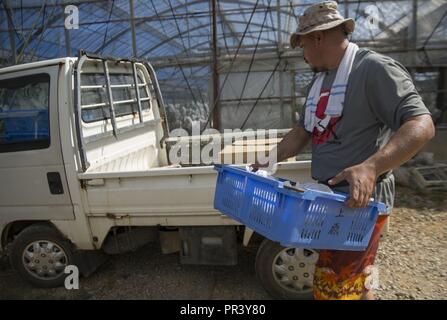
[{"left": 313, "top": 215, "right": 388, "bottom": 300}]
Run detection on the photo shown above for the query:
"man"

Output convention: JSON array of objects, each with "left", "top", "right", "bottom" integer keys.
[{"left": 252, "top": 1, "right": 435, "bottom": 300}]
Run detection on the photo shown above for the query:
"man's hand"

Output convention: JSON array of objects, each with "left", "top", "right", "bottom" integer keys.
[
  {"left": 249, "top": 162, "right": 269, "bottom": 172},
  {"left": 250, "top": 125, "right": 311, "bottom": 173},
  {"left": 328, "top": 162, "right": 377, "bottom": 208},
  {"left": 328, "top": 115, "right": 434, "bottom": 208}
]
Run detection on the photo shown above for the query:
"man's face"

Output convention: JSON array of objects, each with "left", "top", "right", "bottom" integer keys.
[{"left": 299, "top": 33, "right": 325, "bottom": 73}]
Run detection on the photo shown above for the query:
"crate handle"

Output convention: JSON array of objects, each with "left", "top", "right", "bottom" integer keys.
[{"left": 301, "top": 190, "right": 388, "bottom": 213}]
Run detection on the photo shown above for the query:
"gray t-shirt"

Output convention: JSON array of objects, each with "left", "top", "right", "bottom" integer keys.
[{"left": 299, "top": 48, "right": 431, "bottom": 209}]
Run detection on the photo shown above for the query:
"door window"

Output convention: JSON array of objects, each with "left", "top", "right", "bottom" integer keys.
[{"left": 0, "top": 73, "right": 50, "bottom": 152}]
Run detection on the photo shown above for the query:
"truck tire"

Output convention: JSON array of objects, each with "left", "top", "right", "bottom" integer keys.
[
  {"left": 9, "top": 224, "right": 74, "bottom": 288},
  {"left": 255, "top": 239, "right": 319, "bottom": 300}
]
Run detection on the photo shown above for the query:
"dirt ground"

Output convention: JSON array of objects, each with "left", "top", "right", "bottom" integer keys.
[
  {"left": 375, "top": 186, "right": 447, "bottom": 300},
  {"left": 0, "top": 186, "right": 446, "bottom": 300}
]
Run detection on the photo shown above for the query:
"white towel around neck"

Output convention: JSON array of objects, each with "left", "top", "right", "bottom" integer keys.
[{"left": 304, "top": 42, "right": 359, "bottom": 133}]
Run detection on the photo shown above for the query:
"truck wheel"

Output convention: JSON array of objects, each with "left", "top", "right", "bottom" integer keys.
[
  {"left": 9, "top": 224, "right": 74, "bottom": 288},
  {"left": 255, "top": 239, "right": 319, "bottom": 300}
]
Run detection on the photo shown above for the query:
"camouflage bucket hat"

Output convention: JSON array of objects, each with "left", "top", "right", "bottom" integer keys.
[{"left": 290, "top": 1, "right": 355, "bottom": 48}]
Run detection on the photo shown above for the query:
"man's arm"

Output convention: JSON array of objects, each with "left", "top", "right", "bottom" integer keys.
[
  {"left": 251, "top": 124, "right": 311, "bottom": 171},
  {"left": 329, "top": 114, "right": 435, "bottom": 208}
]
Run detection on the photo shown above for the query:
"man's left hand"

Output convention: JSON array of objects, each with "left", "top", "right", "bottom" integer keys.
[{"left": 328, "top": 162, "right": 377, "bottom": 208}]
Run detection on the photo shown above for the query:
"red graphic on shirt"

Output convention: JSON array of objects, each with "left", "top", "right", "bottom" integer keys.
[{"left": 312, "top": 89, "right": 341, "bottom": 145}]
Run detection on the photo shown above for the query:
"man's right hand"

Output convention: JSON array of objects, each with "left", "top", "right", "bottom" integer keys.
[
  {"left": 249, "top": 125, "right": 311, "bottom": 173},
  {"left": 249, "top": 162, "right": 269, "bottom": 172}
]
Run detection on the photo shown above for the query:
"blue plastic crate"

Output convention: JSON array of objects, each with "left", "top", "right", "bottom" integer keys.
[
  {"left": 2, "top": 109, "right": 49, "bottom": 142},
  {"left": 213, "top": 164, "right": 388, "bottom": 251}
]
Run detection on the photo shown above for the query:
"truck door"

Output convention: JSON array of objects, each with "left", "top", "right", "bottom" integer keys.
[{"left": 0, "top": 65, "right": 74, "bottom": 221}]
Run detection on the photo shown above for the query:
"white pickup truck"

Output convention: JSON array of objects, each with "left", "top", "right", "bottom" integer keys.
[{"left": 0, "top": 52, "right": 316, "bottom": 299}]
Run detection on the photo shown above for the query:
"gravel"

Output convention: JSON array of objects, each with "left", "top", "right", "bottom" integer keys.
[
  {"left": 375, "top": 186, "right": 447, "bottom": 300},
  {"left": 0, "top": 186, "right": 446, "bottom": 300}
]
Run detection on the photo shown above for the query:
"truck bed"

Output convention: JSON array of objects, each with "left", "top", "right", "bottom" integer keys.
[{"left": 79, "top": 161, "right": 312, "bottom": 226}]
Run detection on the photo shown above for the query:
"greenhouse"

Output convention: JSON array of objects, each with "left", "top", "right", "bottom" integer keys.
[{"left": 1, "top": 0, "right": 446, "bottom": 131}]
